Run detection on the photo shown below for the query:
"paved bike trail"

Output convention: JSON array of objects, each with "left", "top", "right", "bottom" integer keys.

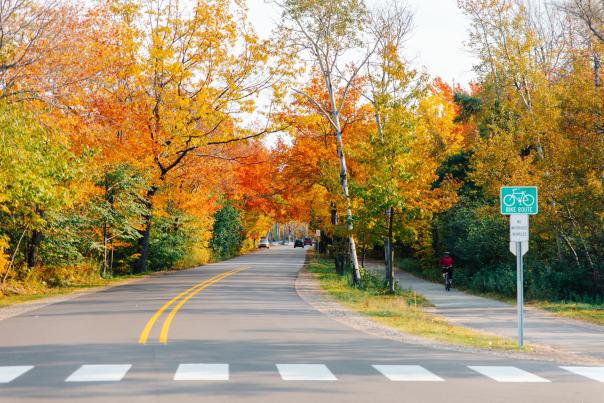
[{"left": 366, "top": 261, "right": 604, "bottom": 363}]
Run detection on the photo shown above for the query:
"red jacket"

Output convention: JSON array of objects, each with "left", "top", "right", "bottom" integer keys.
[{"left": 440, "top": 256, "right": 453, "bottom": 267}]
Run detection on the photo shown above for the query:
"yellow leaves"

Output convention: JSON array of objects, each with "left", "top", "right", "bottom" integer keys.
[
  {"left": 417, "top": 79, "right": 467, "bottom": 158},
  {"left": 586, "top": 172, "right": 603, "bottom": 199},
  {"left": 0, "top": 236, "right": 10, "bottom": 276}
]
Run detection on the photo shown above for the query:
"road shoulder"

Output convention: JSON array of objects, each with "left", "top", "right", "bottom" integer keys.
[{"left": 295, "top": 262, "right": 601, "bottom": 365}]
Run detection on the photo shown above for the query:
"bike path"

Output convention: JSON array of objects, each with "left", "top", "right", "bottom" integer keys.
[{"left": 365, "top": 261, "right": 604, "bottom": 363}]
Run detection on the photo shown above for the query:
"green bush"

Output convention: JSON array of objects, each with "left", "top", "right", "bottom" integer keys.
[
  {"left": 147, "top": 215, "right": 188, "bottom": 271},
  {"left": 209, "top": 204, "right": 244, "bottom": 261},
  {"left": 352, "top": 267, "right": 402, "bottom": 296},
  {"left": 435, "top": 202, "right": 508, "bottom": 274},
  {"left": 428, "top": 198, "right": 604, "bottom": 303},
  {"left": 440, "top": 258, "right": 603, "bottom": 302},
  {"left": 463, "top": 263, "right": 516, "bottom": 297}
]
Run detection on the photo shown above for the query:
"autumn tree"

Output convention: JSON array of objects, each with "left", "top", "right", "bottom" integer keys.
[
  {"left": 0, "top": 104, "right": 80, "bottom": 275},
  {"left": 449, "top": 0, "right": 604, "bottom": 298},
  {"left": 81, "top": 0, "right": 279, "bottom": 272},
  {"left": 278, "top": 0, "right": 379, "bottom": 284},
  {"left": 363, "top": 0, "right": 416, "bottom": 290},
  {"left": 0, "top": 0, "right": 64, "bottom": 100},
  {"left": 562, "top": 0, "right": 603, "bottom": 86}
]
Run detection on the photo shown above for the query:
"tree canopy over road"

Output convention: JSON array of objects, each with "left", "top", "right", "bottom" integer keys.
[{"left": 0, "top": 0, "right": 602, "bottom": 303}]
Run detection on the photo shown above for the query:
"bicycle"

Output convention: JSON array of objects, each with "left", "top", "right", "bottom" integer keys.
[
  {"left": 442, "top": 267, "right": 453, "bottom": 291},
  {"left": 503, "top": 189, "right": 535, "bottom": 207}
]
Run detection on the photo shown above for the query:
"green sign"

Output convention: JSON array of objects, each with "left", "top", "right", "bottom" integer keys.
[{"left": 500, "top": 186, "right": 538, "bottom": 215}]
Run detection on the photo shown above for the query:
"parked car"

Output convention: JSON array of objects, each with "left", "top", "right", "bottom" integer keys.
[
  {"left": 294, "top": 239, "right": 304, "bottom": 248},
  {"left": 259, "top": 238, "right": 270, "bottom": 248},
  {"left": 303, "top": 237, "right": 312, "bottom": 246}
]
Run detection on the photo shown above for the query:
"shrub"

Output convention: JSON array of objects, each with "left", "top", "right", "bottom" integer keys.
[
  {"left": 147, "top": 216, "right": 188, "bottom": 271},
  {"left": 209, "top": 204, "right": 244, "bottom": 261}
]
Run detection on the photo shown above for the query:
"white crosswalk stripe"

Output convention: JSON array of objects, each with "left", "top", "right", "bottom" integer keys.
[
  {"left": 560, "top": 366, "right": 604, "bottom": 382},
  {"left": 174, "top": 364, "right": 229, "bottom": 381},
  {"left": 65, "top": 365, "right": 132, "bottom": 382},
  {"left": 468, "top": 366, "right": 550, "bottom": 382},
  {"left": 3, "top": 363, "right": 602, "bottom": 384},
  {"left": 372, "top": 365, "right": 444, "bottom": 381},
  {"left": 276, "top": 364, "right": 337, "bottom": 381},
  {"left": 0, "top": 366, "right": 34, "bottom": 383}
]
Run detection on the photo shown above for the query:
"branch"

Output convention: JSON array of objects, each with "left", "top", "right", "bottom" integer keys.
[
  {"left": 206, "top": 125, "right": 287, "bottom": 145},
  {"left": 193, "top": 152, "right": 268, "bottom": 165},
  {"left": 160, "top": 145, "right": 196, "bottom": 177},
  {"left": 336, "top": 41, "right": 380, "bottom": 116},
  {"left": 292, "top": 88, "right": 337, "bottom": 128}
]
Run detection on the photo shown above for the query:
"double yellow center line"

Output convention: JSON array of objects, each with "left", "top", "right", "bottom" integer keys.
[{"left": 139, "top": 266, "right": 247, "bottom": 345}]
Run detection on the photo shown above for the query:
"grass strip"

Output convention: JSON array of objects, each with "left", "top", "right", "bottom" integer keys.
[
  {"left": 308, "top": 255, "right": 527, "bottom": 352},
  {"left": 532, "top": 301, "right": 604, "bottom": 326}
]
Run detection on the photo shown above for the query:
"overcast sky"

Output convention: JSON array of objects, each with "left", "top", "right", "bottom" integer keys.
[{"left": 246, "top": 0, "right": 479, "bottom": 87}]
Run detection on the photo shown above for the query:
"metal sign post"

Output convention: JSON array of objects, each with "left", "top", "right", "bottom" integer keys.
[
  {"left": 501, "top": 187, "right": 537, "bottom": 348},
  {"left": 510, "top": 214, "right": 528, "bottom": 347},
  {"left": 516, "top": 242, "right": 523, "bottom": 346}
]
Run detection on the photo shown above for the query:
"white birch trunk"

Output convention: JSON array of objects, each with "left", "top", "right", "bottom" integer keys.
[{"left": 326, "top": 76, "right": 362, "bottom": 284}]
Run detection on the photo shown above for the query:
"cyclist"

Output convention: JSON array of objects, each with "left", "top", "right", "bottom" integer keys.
[{"left": 440, "top": 252, "right": 454, "bottom": 289}]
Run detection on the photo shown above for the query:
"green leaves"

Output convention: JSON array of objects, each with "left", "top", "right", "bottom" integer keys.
[
  {"left": 0, "top": 105, "right": 78, "bottom": 230},
  {"left": 209, "top": 203, "right": 244, "bottom": 261}
]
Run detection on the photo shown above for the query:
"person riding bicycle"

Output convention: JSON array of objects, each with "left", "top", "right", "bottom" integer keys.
[{"left": 440, "top": 252, "right": 454, "bottom": 284}]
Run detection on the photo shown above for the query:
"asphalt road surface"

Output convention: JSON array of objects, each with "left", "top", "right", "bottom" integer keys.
[{"left": 0, "top": 246, "right": 602, "bottom": 403}]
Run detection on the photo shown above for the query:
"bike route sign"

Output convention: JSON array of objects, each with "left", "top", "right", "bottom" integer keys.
[{"left": 500, "top": 186, "right": 538, "bottom": 215}]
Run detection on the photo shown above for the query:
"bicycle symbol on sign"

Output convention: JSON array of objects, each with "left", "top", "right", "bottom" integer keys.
[{"left": 503, "top": 188, "right": 536, "bottom": 207}]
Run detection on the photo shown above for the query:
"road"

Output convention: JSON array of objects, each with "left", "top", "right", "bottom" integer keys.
[{"left": 0, "top": 246, "right": 602, "bottom": 402}]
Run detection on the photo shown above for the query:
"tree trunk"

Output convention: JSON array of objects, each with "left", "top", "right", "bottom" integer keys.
[
  {"left": 387, "top": 207, "right": 395, "bottom": 294},
  {"left": 555, "top": 231, "right": 563, "bottom": 261},
  {"left": 594, "top": 53, "right": 600, "bottom": 87},
  {"left": 2, "top": 226, "right": 27, "bottom": 284},
  {"left": 102, "top": 223, "right": 108, "bottom": 278},
  {"left": 134, "top": 212, "right": 153, "bottom": 273},
  {"left": 27, "top": 228, "right": 43, "bottom": 269},
  {"left": 134, "top": 187, "right": 156, "bottom": 273},
  {"left": 326, "top": 77, "right": 361, "bottom": 285},
  {"left": 384, "top": 236, "right": 390, "bottom": 281},
  {"left": 373, "top": 107, "right": 395, "bottom": 292},
  {"left": 27, "top": 210, "right": 45, "bottom": 269},
  {"left": 375, "top": 111, "right": 384, "bottom": 142},
  {"left": 361, "top": 244, "right": 366, "bottom": 268},
  {"left": 109, "top": 238, "right": 114, "bottom": 277},
  {"left": 559, "top": 230, "right": 581, "bottom": 269}
]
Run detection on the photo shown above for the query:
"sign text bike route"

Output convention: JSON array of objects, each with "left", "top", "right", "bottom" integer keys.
[{"left": 500, "top": 186, "right": 538, "bottom": 215}]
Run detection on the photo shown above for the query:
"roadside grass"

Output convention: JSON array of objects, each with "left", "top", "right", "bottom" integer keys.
[
  {"left": 308, "top": 255, "right": 527, "bottom": 352},
  {"left": 0, "top": 274, "right": 145, "bottom": 308},
  {"left": 532, "top": 301, "right": 604, "bottom": 326}
]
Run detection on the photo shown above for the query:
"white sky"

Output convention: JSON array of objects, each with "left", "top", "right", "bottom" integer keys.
[{"left": 246, "top": 0, "right": 478, "bottom": 86}]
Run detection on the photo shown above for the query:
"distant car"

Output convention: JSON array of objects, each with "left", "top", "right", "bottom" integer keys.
[
  {"left": 294, "top": 239, "right": 304, "bottom": 248},
  {"left": 303, "top": 237, "right": 312, "bottom": 246},
  {"left": 259, "top": 238, "right": 270, "bottom": 248}
]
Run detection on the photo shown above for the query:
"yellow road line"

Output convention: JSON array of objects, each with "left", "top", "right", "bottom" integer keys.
[
  {"left": 138, "top": 267, "right": 242, "bottom": 345},
  {"left": 159, "top": 266, "right": 248, "bottom": 344}
]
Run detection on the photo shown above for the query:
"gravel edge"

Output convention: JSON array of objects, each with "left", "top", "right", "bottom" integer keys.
[
  {"left": 295, "top": 263, "right": 603, "bottom": 366},
  {"left": 0, "top": 287, "right": 112, "bottom": 321},
  {"left": 0, "top": 272, "right": 167, "bottom": 322}
]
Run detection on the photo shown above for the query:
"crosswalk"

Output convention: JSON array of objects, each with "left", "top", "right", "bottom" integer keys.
[
  {"left": 0, "top": 364, "right": 603, "bottom": 384},
  {"left": 0, "top": 366, "right": 33, "bottom": 383}
]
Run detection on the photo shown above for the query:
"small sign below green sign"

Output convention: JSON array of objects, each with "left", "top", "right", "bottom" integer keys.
[{"left": 500, "top": 186, "right": 538, "bottom": 215}]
